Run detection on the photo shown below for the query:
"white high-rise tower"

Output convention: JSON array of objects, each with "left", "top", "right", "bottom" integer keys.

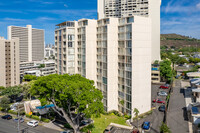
[{"left": 98, "top": 0, "right": 161, "bottom": 61}]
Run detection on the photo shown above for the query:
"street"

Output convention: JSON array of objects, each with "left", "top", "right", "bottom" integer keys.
[
  {"left": 0, "top": 117, "right": 60, "bottom": 133},
  {"left": 167, "top": 80, "right": 189, "bottom": 133}
]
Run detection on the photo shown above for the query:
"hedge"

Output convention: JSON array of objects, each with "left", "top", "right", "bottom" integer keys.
[{"left": 25, "top": 114, "right": 50, "bottom": 123}]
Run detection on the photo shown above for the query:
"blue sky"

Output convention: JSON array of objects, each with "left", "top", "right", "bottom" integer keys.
[{"left": 0, "top": 0, "right": 199, "bottom": 44}]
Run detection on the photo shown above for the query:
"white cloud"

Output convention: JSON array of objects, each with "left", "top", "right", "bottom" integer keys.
[
  {"left": 0, "top": 9, "right": 24, "bottom": 13},
  {"left": 197, "top": 3, "right": 200, "bottom": 9},
  {"left": 163, "top": 0, "right": 200, "bottom": 13},
  {"left": 3, "top": 18, "right": 25, "bottom": 22},
  {"left": 64, "top": 4, "right": 68, "bottom": 8}
]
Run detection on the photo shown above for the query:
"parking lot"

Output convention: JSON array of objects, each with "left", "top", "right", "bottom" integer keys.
[
  {"left": 131, "top": 83, "right": 168, "bottom": 133},
  {"left": 151, "top": 84, "right": 169, "bottom": 108}
]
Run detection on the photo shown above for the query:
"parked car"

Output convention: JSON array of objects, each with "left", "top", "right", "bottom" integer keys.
[
  {"left": 27, "top": 120, "right": 38, "bottom": 127},
  {"left": 159, "top": 84, "right": 169, "bottom": 89},
  {"left": 159, "top": 105, "right": 166, "bottom": 112},
  {"left": 80, "top": 120, "right": 89, "bottom": 126},
  {"left": 60, "top": 130, "right": 73, "bottom": 133},
  {"left": 142, "top": 121, "right": 150, "bottom": 130},
  {"left": 152, "top": 99, "right": 165, "bottom": 104},
  {"left": 104, "top": 125, "right": 114, "bottom": 133},
  {"left": 158, "top": 91, "right": 168, "bottom": 96},
  {"left": 13, "top": 118, "right": 24, "bottom": 123},
  {"left": 1, "top": 115, "right": 12, "bottom": 120}
]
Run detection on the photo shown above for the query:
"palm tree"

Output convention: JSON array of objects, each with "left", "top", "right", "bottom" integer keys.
[{"left": 133, "top": 108, "right": 139, "bottom": 129}]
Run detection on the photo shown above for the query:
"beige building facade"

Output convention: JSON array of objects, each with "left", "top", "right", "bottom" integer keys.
[
  {"left": 55, "top": 16, "right": 152, "bottom": 116},
  {"left": 0, "top": 37, "right": 20, "bottom": 87},
  {"left": 8, "top": 25, "right": 45, "bottom": 62},
  {"left": 98, "top": 0, "right": 161, "bottom": 62}
]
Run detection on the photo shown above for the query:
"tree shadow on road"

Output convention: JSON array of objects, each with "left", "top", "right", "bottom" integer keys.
[{"left": 180, "top": 88, "right": 191, "bottom": 98}]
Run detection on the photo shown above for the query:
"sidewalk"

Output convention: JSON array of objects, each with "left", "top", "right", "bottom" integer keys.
[{"left": 43, "top": 121, "right": 64, "bottom": 131}]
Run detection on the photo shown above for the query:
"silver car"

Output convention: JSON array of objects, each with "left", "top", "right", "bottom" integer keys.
[{"left": 158, "top": 91, "right": 167, "bottom": 96}]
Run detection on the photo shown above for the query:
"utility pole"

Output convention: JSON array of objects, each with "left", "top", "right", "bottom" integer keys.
[{"left": 17, "top": 105, "right": 20, "bottom": 133}]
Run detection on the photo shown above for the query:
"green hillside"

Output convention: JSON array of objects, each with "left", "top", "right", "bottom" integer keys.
[{"left": 161, "top": 34, "right": 200, "bottom": 48}]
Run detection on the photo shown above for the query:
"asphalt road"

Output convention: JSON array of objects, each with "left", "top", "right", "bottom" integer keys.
[
  {"left": 167, "top": 80, "right": 189, "bottom": 133},
  {"left": 0, "top": 117, "right": 60, "bottom": 133}
]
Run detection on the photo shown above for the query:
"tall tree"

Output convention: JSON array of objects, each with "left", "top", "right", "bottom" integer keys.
[
  {"left": 1, "top": 86, "right": 23, "bottom": 100},
  {"left": 160, "top": 60, "right": 173, "bottom": 83},
  {"left": 30, "top": 74, "right": 104, "bottom": 133},
  {"left": 133, "top": 108, "right": 139, "bottom": 129},
  {"left": 0, "top": 96, "right": 10, "bottom": 112}
]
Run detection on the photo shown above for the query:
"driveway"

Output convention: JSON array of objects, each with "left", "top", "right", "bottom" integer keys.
[{"left": 167, "top": 80, "right": 189, "bottom": 133}]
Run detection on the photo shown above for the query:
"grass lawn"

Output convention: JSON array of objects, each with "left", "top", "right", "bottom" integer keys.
[{"left": 92, "top": 114, "right": 129, "bottom": 133}]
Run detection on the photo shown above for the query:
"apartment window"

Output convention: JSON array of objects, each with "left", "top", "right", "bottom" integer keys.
[
  {"left": 68, "top": 42, "right": 73, "bottom": 47},
  {"left": 127, "top": 17, "right": 134, "bottom": 23},
  {"left": 126, "top": 41, "right": 132, "bottom": 47},
  {"left": 103, "top": 77, "right": 107, "bottom": 84},
  {"left": 68, "top": 35, "right": 75, "bottom": 41}
]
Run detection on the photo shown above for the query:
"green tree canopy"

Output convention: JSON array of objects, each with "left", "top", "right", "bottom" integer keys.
[
  {"left": 0, "top": 86, "right": 5, "bottom": 90},
  {"left": 189, "top": 57, "right": 200, "bottom": 64},
  {"left": 30, "top": 74, "right": 104, "bottom": 133},
  {"left": 177, "top": 57, "right": 189, "bottom": 65},
  {"left": 23, "top": 75, "right": 37, "bottom": 82},
  {"left": 38, "top": 64, "right": 45, "bottom": 68},
  {"left": 1, "top": 86, "right": 23, "bottom": 99},
  {"left": 160, "top": 60, "right": 173, "bottom": 83},
  {"left": 0, "top": 96, "right": 10, "bottom": 111}
]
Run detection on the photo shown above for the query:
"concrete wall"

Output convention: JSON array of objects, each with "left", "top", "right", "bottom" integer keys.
[
  {"left": 149, "top": 0, "right": 161, "bottom": 62},
  {"left": 131, "top": 16, "right": 152, "bottom": 116},
  {"left": 85, "top": 20, "right": 97, "bottom": 85},
  {"left": 106, "top": 18, "right": 119, "bottom": 111}
]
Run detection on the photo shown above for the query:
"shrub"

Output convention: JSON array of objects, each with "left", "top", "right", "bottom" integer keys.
[
  {"left": 80, "top": 124, "right": 95, "bottom": 133},
  {"left": 108, "top": 110, "right": 122, "bottom": 117},
  {"left": 124, "top": 114, "right": 131, "bottom": 119},
  {"left": 64, "top": 123, "right": 72, "bottom": 129},
  {"left": 41, "top": 118, "right": 50, "bottom": 123},
  {"left": 26, "top": 114, "right": 40, "bottom": 121},
  {"left": 8, "top": 110, "right": 17, "bottom": 115},
  {"left": 160, "top": 122, "right": 171, "bottom": 133}
]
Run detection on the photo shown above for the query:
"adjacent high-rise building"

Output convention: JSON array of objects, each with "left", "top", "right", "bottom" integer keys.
[
  {"left": 0, "top": 37, "right": 20, "bottom": 87},
  {"left": 8, "top": 25, "right": 45, "bottom": 62},
  {"left": 55, "top": 16, "right": 152, "bottom": 116},
  {"left": 98, "top": 0, "right": 161, "bottom": 61}
]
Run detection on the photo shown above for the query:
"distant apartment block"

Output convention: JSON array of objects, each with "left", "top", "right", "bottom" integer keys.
[
  {"left": 0, "top": 37, "right": 20, "bottom": 87},
  {"left": 55, "top": 16, "right": 152, "bottom": 116},
  {"left": 98, "top": 0, "right": 161, "bottom": 61},
  {"left": 45, "top": 45, "right": 55, "bottom": 59},
  {"left": 20, "top": 60, "right": 56, "bottom": 79},
  {"left": 8, "top": 25, "right": 45, "bottom": 62}
]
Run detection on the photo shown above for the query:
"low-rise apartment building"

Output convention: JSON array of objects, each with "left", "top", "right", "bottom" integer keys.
[
  {"left": 20, "top": 60, "right": 56, "bottom": 79},
  {"left": 0, "top": 37, "right": 20, "bottom": 87},
  {"left": 151, "top": 65, "right": 160, "bottom": 83}
]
